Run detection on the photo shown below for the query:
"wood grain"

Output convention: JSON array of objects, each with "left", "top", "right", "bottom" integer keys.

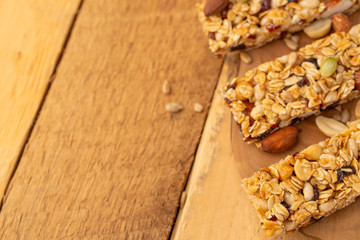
[
  {"left": 0, "top": 0, "right": 80, "bottom": 201},
  {"left": 173, "top": 12, "right": 360, "bottom": 240},
  {"left": 0, "top": 0, "right": 222, "bottom": 239}
]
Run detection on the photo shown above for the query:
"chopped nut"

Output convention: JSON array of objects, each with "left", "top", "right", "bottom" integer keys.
[
  {"left": 294, "top": 159, "right": 313, "bottom": 181},
  {"left": 347, "top": 139, "right": 358, "bottom": 159},
  {"left": 274, "top": 164, "right": 294, "bottom": 181},
  {"left": 166, "top": 103, "right": 183, "bottom": 113},
  {"left": 302, "top": 144, "right": 323, "bottom": 161},
  {"left": 340, "top": 108, "right": 350, "bottom": 123},
  {"left": 291, "top": 35, "right": 300, "bottom": 44},
  {"left": 240, "top": 51, "right": 252, "bottom": 64},
  {"left": 194, "top": 103, "right": 204, "bottom": 113},
  {"left": 332, "top": 113, "right": 342, "bottom": 122},
  {"left": 284, "top": 38, "right": 298, "bottom": 51},
  {"left": 162, "top": 80, "right": 171, "bottom": 94},
  {"left": 319, "top": 199, "right": 336, "bottom": 213}
]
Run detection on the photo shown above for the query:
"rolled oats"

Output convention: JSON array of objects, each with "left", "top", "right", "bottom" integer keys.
[
  {"left": 222, "top": 30, "right": 360, "bottom": 147},
  {"left": 197, "top": 0, "right": 360, "bottom": 53},
  {"left": 243, "top": 122, "right": 360, "bottom": 238}
]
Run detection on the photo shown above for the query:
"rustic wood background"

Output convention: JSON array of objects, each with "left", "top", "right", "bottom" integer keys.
[{"left": 0, "top": 0, "right": 359, "bottom": 239}]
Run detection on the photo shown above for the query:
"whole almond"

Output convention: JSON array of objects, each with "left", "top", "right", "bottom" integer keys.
[
  {"left": 355, "top": 70, "right": 360, "bottom": 90},
  {"left": 331, "top": 13, "right": 352, "bottom": 33},
  {"left": 261, "top": 126, "right": 298, "bottom": 153},
  {"left": 204, "top": 0, "right": 229, "bottom": 17}
]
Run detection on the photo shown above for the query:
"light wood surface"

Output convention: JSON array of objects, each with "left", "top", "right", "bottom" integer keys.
[
  {"left": 173, "top": 12, "right": 360, "bottom": 240},
  {"left": 1, "top": 1, "right": 360, "bottom": 239},
  {"left": 0, "top": 0, "right": 222, "bottom": 239},
  {"left": 0, "top": 0, "right": 80, "bottom": 201}
]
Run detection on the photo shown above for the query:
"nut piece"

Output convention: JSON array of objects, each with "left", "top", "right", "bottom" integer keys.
[
  {"left": 356, "top": 100, "right": 360, "bottom": 119},
  {"left": 204, "top": 0, "right": 229, "bottom": 16},
  {"left": 303, "top": 182, "right": 314, "bottom": 201},
  {"left": 332, "top": 113, "right": 341, "bottom": 121},
  {"left": 315, "top": 116, "right": 348, "bottom": 137},
  {"left": 302, "top": 144, "right": 323, "bottom": 161},
  {"left": 331, "top": 13, "right": 353, "bottom": 33},
  {"left": 322, "top": 0, "right": 353, "bottom": 18},
  {"left": 261, "top": 126, "right": 298, "bottom": 153},
  {"left": 240, "top": 51, "right": 252, "bottom": 64},
  {"left": 162, "top": 80, "right": 171, "bottom": 94},
  {"left": 304, "top": 18, "right": 332, "bottom": 39},
  {"left": 294, "top": 159, "right": 313, "bottom": 181},
  {"left": 166, "top": 103, "right": 183, "bottom": 113},
  {"left": 340, "top": 108, "right": 350, "bottom": 123},
  {"left": 319, "top": 199, "right": 337, "bottom": 213},
  {"left": 194, "top": 103, "right": 204, "bottom": 113},
  {"left": 284, "top": 38, "right": 298, "bottom": 51}
]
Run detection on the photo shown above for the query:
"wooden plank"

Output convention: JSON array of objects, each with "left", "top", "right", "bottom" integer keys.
[
  {"left": 0, "top": 0, "right": 223, "bottom": 239},
  {"left": 0, "top": 0, "right": 80, "bottom": 200},
  {"left": 172, "top": 12, "right": 360, "bottom": 240}
]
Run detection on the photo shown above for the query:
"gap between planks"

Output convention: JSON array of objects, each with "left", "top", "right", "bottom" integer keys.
[
  {"left": 167, "top": 55, "right": 227, "bottom": 239},
  {"left": 170, "top": 53, "right": 240, "bottom": 239},
  {"left": 1, "top": 0, "right": 84, "bottom": 208}
]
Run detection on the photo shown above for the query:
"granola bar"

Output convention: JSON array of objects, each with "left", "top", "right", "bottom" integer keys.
[
  {"left": 197, "top": 0, "right": 360, "bottom": 53},
  {"left": 242, "top": 120, "right": 360, "bottom": 238},
  {"left": 221, "top": 26, "right": 360, "bottom": 147}
]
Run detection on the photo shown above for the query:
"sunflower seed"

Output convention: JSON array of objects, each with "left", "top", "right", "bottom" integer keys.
[{"left": 166, "top": 103, "right": 183, "bottom": 113}]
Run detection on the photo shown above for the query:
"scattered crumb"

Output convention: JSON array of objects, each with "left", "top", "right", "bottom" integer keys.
[
  {"left": 240, "top": 51, "right": 252, "bottom": 64},
  {"left": 166, "top": 102, "right": 183, "bottom": 113},
  {"left": 162, "top": 80, "right": 171, "bottom": 94},
  {"left": 194, "top": 103, "right": 204, "bottom": 113}
]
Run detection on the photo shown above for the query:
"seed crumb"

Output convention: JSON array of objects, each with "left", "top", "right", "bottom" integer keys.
[
  {"left": 291, "top": 35, "right": 300, "bottom": 44},
  {"left": 166, "top": 102, "right": 183, "bottom": 113},
  {"left": 284, "top": 38, "right": 298, "bottom": 51},
  {"left": 332, "top": 113, "right": 341, "bottom": 121},
  {"left": 341, "top": 108, "right": 350, "bottom": 123},
  {"left": 162, "top": 80, "right": 171, "bottom": 94},
  {"left": 240, "top": 51, "right": 252, "bottom": 64},
  {"left": 194, "top": 103, "right": 204, "bottom": 113},
  {"left": 335, "top": 105, "right": 342, "bottom": 112}
]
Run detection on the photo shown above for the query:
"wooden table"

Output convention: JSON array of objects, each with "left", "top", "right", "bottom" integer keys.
[{"left": 1, "top": 0, "right": 360, "bottom": 239}]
